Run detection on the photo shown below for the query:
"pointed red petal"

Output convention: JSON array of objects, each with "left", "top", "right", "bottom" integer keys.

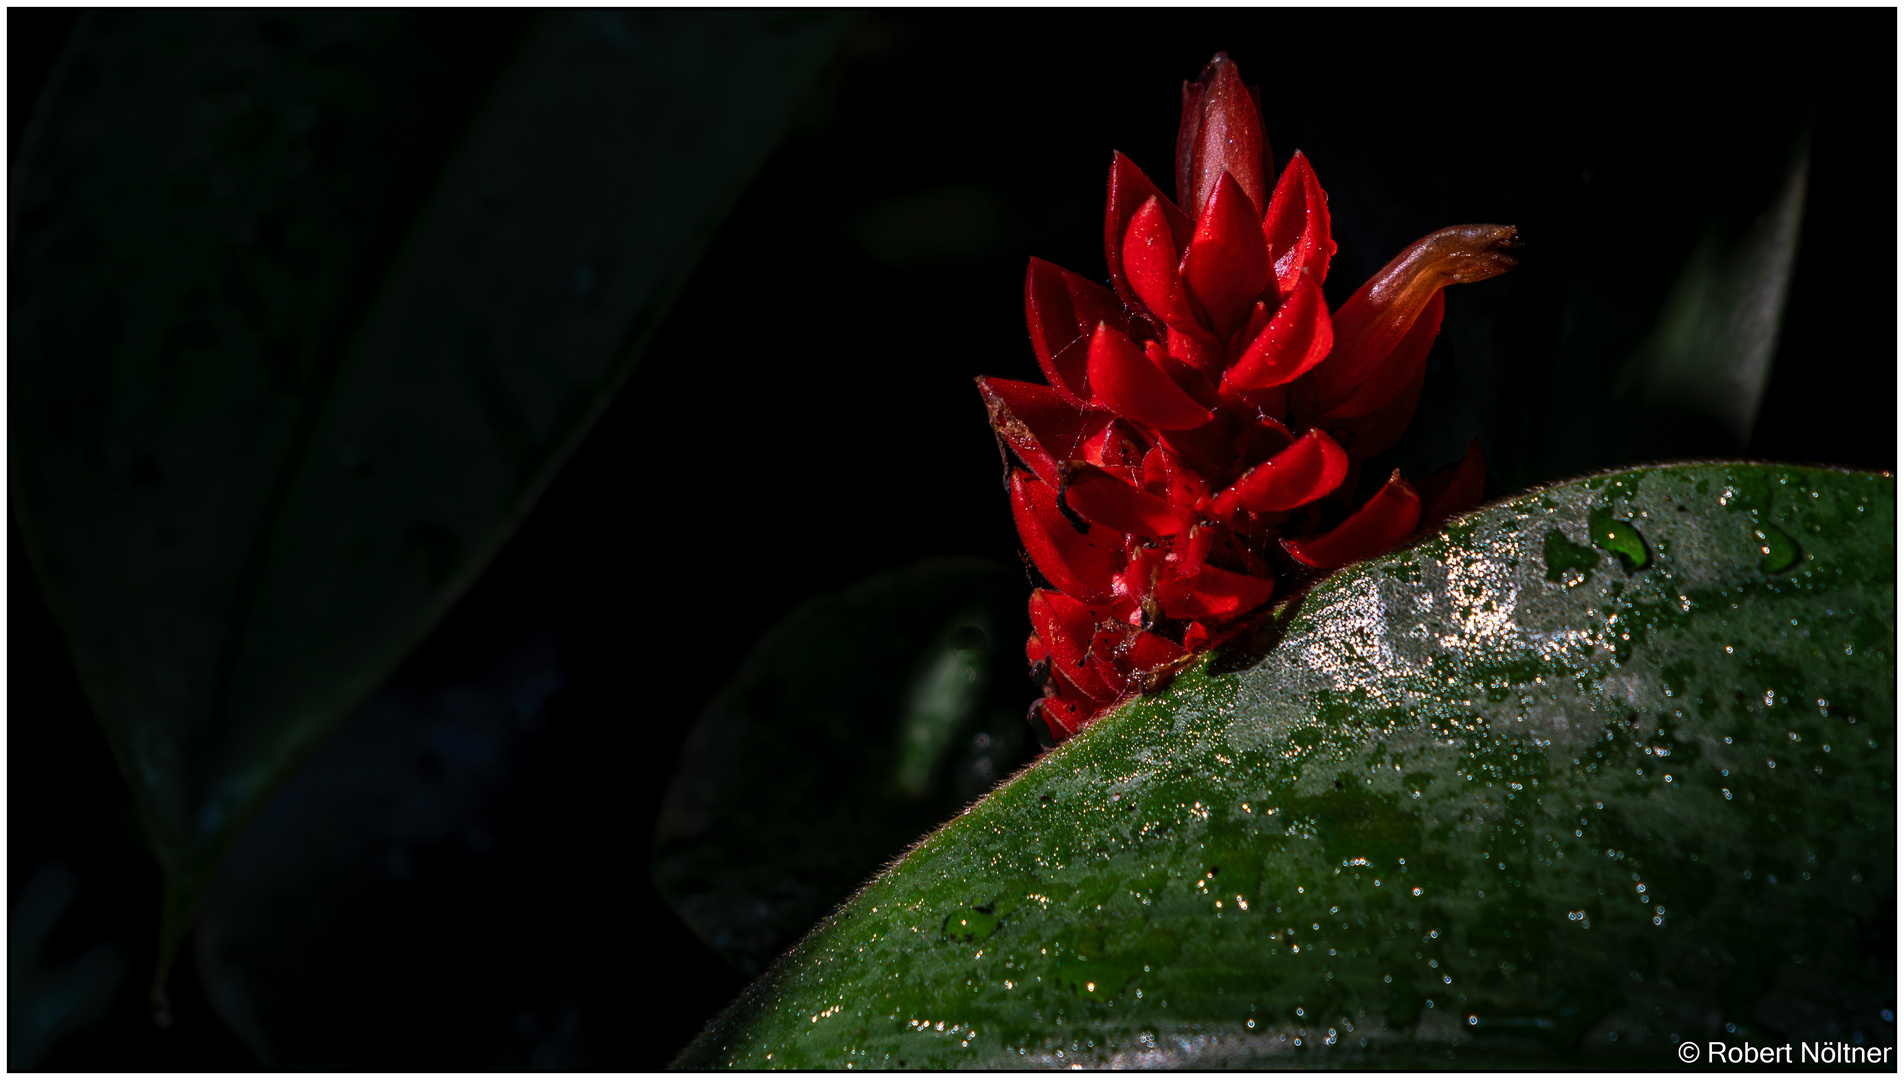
[
  {"left": 1164, "top": 326, "right": 1222, "bottom": 379},
  {"left": 1176, "top": 53, "right": 1269, "bottom": 222},
  {"left": 1026, "top": 630, "right": 1048, "bottom": 668},
  {"left": 1011, "top": 471, "right": 1120, "bottom": 604},
  {"left": 1223, "top": 272, "right": 1333, "bottom": 392},
  {"left": 1125, "top": 629, "right": 1189, "bottom": 674},
  {"left": 1417, "top": 438, "right": 1487, "bottom": 528},
  {"left": 1213, "top": 428, "right": 1349, "bottom": 519},
  {"left": 1282, "top": 470, "right": 1422, "bottom": 569},
  {"left": 1140, "top": 442, "right": 1211, "bottom": 509},
  {"left": 1263, "top": 151, "right": 1334, "bottom": 297},
  {"left": 1122, "top": 196, "right": 1202, "bottom": 332},
  {"left": 976, "top": 376, "right": 1110, "bottom": 490},
  {"left": 1182, "top": 172, "right": 1271, "bottom": 339},
  {"left": 1087, "top": 622, "right": 1136, "bottom": 683},
  {"left": 1086, "top": 322, "right": 1214, "bottom": 431},
  {"left": 1062, "top": 462, "right": 1185, "bottom": 537},
  {"left": 1115, "top": 543, "right": 1168, "bottom": 609},
  {"left": 1182, "top": 621, "right": 1213, "bottom": 653},
  {"left": 1078, "top": 417, "right": 1150, "bottom": 487},
  {"left": 1087, "top": 645, "right": 1137, "bottom": 702},
  {"left": 1029, "top": 590, "right": 1118, "bottom": 704},
  {"left": 1090, "top": 623, "right": 1186, "bottom": 689},
  {"left": 1048, "top": 660, "right": 1117, "bottom": 713},
  {"left": 1036, "top": 690, "right": 1093, "bottom": 739},
  {"left": 1313, "top": 224, "right": 1518, "bottom": 412},
  {"left": 1106, "top": 152, "right": 1191, "bottom": 329},
  {"left": 1157, "top": 562, "right": 1276, "bottom": 621},
  {"left": 1025, "top": 258, "right": 1126, "bottom": 406}
]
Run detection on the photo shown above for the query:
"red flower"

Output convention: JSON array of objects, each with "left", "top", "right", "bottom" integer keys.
[{"left": 979, "top": 53, "right": 1518, "bottom": 740}]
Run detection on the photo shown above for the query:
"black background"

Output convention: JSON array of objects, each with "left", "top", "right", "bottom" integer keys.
[{"left": 11, "top": 9, "right": 1894, "bottom": 1069}]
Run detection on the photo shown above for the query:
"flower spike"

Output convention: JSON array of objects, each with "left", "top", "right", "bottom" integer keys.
[{"left": 981, "top": 53, "right": 1516, "bottom": 739}]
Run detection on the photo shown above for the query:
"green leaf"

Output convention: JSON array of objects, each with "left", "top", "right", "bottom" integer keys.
[
  {"left": 677, "top": 463, "right": 1893, "bottom": 1068},
  {"left": 1511, "top": 121, "right": 1815, "bottom": 483},
  {"left": 11, "top": 10, "right": 845, "bottom": 987},
  {"left": 654, "top": 558, "right": 1037, "bottom": 976},
  {"left": 1616, "top": 133, "right": 1810, "bottom": 447}
]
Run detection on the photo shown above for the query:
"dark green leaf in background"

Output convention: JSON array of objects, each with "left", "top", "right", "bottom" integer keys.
[
  {"left": 678, "top": 463, "right": 1894, "bottom": 1068},
  {"left": 1360, "top": 85, "right": 1826, "bottom": 495},
  {"left": 653, "top": 558, "right": 1036, "bottom": 976},
  {"left": 10, "top": 9, "right": 845, "bottom": 989},
  {"left": 1517, "top": 111, "right": 1815, "bottom": 477},
  {"left": 1612, "top": 133, "right": 1810, "bottom": 449}
]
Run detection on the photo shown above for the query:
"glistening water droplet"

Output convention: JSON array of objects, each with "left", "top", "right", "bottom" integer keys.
[
  {"left": 1753, "top": 523, "right": 1800, "bottom": 574},
  {"left": 1587, "top": 507, "right": 1649, "bottom": 572}
]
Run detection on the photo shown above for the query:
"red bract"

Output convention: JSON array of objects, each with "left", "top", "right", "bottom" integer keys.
[{"left": 979, "top": 53, "right": 1520, "bottom": 741}]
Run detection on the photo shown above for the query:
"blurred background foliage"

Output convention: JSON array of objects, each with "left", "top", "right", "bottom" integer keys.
[
  {"left": 12, "top": 7, "right": 848, "bottom": 1031},
  {"left": 10, "top": 9, "right": 1893, "bottom": 1069}
]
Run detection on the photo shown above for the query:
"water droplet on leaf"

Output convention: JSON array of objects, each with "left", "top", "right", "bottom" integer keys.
[
  {"left": 1753, "top": 523, "right": 1800, "bottom": 573},
  {"left": 1588, "top": 507, "right": 1649, "bottom": 572}
]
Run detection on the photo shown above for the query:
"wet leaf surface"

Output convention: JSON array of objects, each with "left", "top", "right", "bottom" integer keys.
[
  {"left": 11, "top": 10, "right": 845, "bottom": 968},
  {"left": 679, "top": 463, "right": 1894, "bottom": 1068}
]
